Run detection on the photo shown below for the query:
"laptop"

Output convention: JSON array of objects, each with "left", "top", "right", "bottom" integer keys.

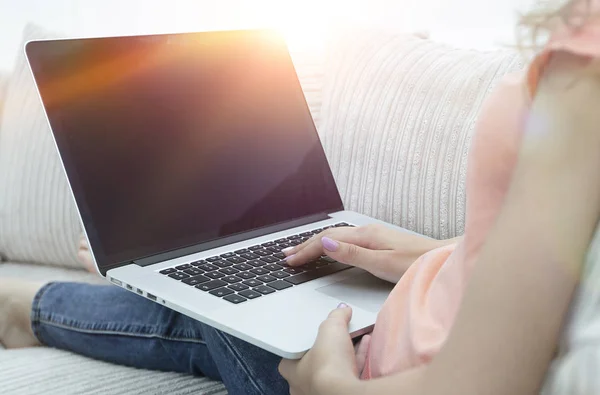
[{"left": 25, "top": 29, "right": 406, "bottom": 359}]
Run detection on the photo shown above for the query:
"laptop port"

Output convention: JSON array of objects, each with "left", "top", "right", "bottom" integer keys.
[
  {"left": 147, "top": 293, "right": 157, "bottom": 301},
  {"left": 110, "top": 278, "right": 122, "bottom": 287},
  {"left": 126, "top": 284, "right": 133, "bottom": 291},
  {"left": 136, "top": 289, "right": 143, "bottom": 295}
]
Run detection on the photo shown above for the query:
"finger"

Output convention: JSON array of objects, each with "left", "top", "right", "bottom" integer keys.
[
  {"left": 283, "top": 227, "right": 351, "bottom": 257},
  {"left": 318, "top": 303, "right": 353, "bottom": 337},
  {"left": 319, "top": 237, "right": 394, "bottom": 272},
  {"left": 285, "top": 227, "right": 376, "bottom": 266},
  {"left": 355, "top": 334, "right": 371, "bottom": 374},
  {"left": 278, "top": 359, "right": 297, "bottom": 381}
]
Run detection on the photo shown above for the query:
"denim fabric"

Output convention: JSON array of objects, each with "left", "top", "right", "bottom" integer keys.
[{"left": 31, "top": 283, "right": 289, "bottom": 395}]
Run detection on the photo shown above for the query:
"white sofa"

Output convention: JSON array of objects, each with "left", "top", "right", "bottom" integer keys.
[{"left": 0, "top": 25, "right": 523, "bottom": 394}]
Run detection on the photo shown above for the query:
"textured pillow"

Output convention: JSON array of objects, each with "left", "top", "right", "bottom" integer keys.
[
  {"left": 0, "top": 25, "right": 327, "bottom": 268},
  {"left": 319, "top": 30, "right": 524, "bottom": 239},
  {"left": 0, "top": 24, "right": 83, "bottom": 268}
]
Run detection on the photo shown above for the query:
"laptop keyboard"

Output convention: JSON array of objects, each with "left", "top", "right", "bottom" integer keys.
[{"left": 159, "top": 223, "right": 353, "bottom": 304}]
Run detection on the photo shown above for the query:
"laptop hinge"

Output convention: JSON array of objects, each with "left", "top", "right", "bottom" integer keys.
[{"left": 133, "top": 212, "right": 330, "bottom": 267}]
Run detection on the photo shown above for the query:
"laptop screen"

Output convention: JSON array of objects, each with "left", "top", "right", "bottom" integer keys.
[{"left": 26, "top": 30, "right": 343, "bottom": 271}]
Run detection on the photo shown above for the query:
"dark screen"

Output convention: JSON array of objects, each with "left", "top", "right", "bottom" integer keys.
[{"left": 26, "top": 30, "right": 343, "bottom": 270}]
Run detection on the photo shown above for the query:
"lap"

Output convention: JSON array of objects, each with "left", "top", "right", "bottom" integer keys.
[{"left": 32, "top": 282, "right": 288, "bottom": 395}]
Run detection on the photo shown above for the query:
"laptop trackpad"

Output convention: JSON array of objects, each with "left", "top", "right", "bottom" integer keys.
[{"left": 316, "top": 272, "right": 394, "bottom": 313}]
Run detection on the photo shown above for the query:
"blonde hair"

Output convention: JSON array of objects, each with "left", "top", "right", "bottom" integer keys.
[{"left": 519, "top": 0, "right": 593, "bottom": 50}]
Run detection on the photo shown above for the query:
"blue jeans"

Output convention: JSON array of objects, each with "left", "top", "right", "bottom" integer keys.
[{"left": 30, "top": 282, "right": 289, "bottom": 395}]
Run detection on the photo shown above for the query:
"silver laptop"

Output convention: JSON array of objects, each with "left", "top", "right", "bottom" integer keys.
[{"left": 25, "top": 29, "right": 406, "bottom": 359}]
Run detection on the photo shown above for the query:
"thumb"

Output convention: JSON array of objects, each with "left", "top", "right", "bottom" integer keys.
[
  {"left": 321, "top": 236, "right": 379, "bottom": 270},
  {"left": 319, "top": 303, "right": 353, "bottom": 337},
  {"left": 328, "top": 303, "right": 353, "bottom": 324}
]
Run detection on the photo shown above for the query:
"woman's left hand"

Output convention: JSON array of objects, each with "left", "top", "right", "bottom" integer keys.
[{"left": 278, "top": 304, "right": 364, "bottom": 395}]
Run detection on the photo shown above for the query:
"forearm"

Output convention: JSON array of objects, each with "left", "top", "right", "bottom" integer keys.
[{"left": 357, "top": 55, "right": 600, "bottom": 395}]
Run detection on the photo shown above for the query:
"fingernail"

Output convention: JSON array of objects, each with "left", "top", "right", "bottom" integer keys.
[
  {"left": 282, "top": 247, "right": 293, "bottom": 253},
  {"left": 284, "top": 254, "right": 296, "bottom": 261},
  {"left": 337, "top": 302, "right": 348, "bottom": 309},
  {"left": 321, "top": 237, "right": 339, "bottom": 252}
]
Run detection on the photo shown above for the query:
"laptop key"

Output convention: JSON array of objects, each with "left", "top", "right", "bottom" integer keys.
[
  {"left": 226, "top": 256, "right": 247, "bottom": 264},
  {"left": 206, "top": 256, "right": 221, "bottom": 262},
  {"left": 278, "top": 243, "right": 292, "bottom": 249},
  {"left": 284, "top": 262, "right": 351, "bottom": 285},
  {"left": 182, "top": 275, "right": 211, "bottom": 286},
  {"left": 240, "top": 253, "right": 260, "bottom": 260},
  {"left": 169, "top": 272, "right": 191, "bottom": 280},
  {"left": 260, "top": 256, "right": 279, "bottom": 264},
  {"left": 300, "top": 232, "right": 313, "bottom": 237},
  {"left": 183, "top": 268, "right": 204, "bottom": 276},
  {"left": 220, "top": 267, "right": 240, "bottom": 275},
  {"left": 214, "top": 260, "right": 233, "bottom": 268},
  {"left": 236, "top": 272, "right": 256, "bottom": 280},
  {"left": 248, "top": 245, "right": 262, "bottom": 251},
  {"left": 239, "top": 290, "right": 262, "bottom": 300},
  {"left": 254, "top": 249, "right": 272, "bottom": 257},
  {"left": 266, "top": 246, "right": 281, "bottom": 253},
  {"left": 222, "top": 276, "right": 242, "bottom": 284},
  {"left": 273, "top": 252, "right": 286, "bottom": 259},
  {"left": 242, "top": 279, "right": 263, "bottom": 287},
  {"left": 175, "top": 264, "right": 192, "bottom": 270},
  {"left": 261, "top": 242, "right": 275, "bottom": 247},
  {"left": 197, "top": 263, "right": 219, "bottom": 272},
  {"left": 302, "top": 261, "right": 320, "bottom": 271},
  {"left": 271, "top": 271, "right": 291, "bottom": 279},
  {"left": 283, "top": 267, "right": 304, "bottom": 275},
  {"left": 263, "top": 264, "right": 282, "bottom": 272},
  {"left": 256, "top": 275, "right": 277, "bottom": 283},
  {"left": 250, "top": 267, "right": 269, "bottom": 276},
  {"left": 196, "top": 280, "right": 227, "bottom": 292},
  {"left": 283, "top": 272, "right": 314, "bottom": 285},
  {"left": 220, "top": 252, "right": 236, "bottom": 258},
  {"left": 254, "top": 285, "right": 276, "bottom": 295},
  {"left": 206, "top": 271, "right": 226, "bottom": 279},
  {"left": 160, "top": 268, "right": 177, "bottom": 275},
  {"left": 248, "top": 260, "right": 265, "bottom": 268},
  {"left": 223, "top": 294, "right": 247, "bottom": 304},
  {"left": 210, "top": 287, "right": 234, "bottom": 297},
  {"left": 275, "top": 238, "right": 287, "bottom": 244},
  {"left": 190, "top": 260, "right": 207, "bottom": 267},
  {"left": 234, "top": 248, "right": 250, "bottom": 254},
  {"left": 228, "top": 283, "right": 249, "bottom": 292},
  {"left": 321, "top": 256, "right": 336, "bottom": 263},
  {"left": 233, "top": 263, "right": 253, "bottom": 271},
  {"left": 269, "top": 280, "right": 293, "bottom": 291},
  {"left": 315, "top": 260, "right": 330, "bottom": 268},
  {"left": 287, "top": 235, "right": 302, "bottom": 240}
]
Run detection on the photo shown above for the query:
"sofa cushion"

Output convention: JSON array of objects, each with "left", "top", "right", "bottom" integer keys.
[
  {"left": 319, "top": 30, "right": 524, "bottom": 239},
  {"left": 0, "top": 25, "right": 326, "bottom": 269},
  {"left": 0, "top": 261, "right": 106, "bottom": 284},
  {"left": 0, "top": 72, "right": 8, "bottom": 123},
  {"left": 0, "top": 24, "right": 84, "bottom": 269},
  {"left": 0, "top": 347, "right": 227, "bottom": 395}
]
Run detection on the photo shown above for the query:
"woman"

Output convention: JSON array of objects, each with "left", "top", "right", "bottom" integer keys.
[{"left": 2, "top": 1, "right": 600, "bottom": 393}]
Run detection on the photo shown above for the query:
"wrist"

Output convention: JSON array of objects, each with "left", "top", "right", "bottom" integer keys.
[{"left": 335, "top": 376, "right": 367, "bottom": 395}]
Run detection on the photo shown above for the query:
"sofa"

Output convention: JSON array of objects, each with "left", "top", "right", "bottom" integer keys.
[{"left": 0, "top": 25, "right": 523, "bottom": 394}]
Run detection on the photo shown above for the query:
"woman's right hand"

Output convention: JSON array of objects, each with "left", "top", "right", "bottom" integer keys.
[{"left": 284, "top": 224, "right": 457, "bottom": 283}]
